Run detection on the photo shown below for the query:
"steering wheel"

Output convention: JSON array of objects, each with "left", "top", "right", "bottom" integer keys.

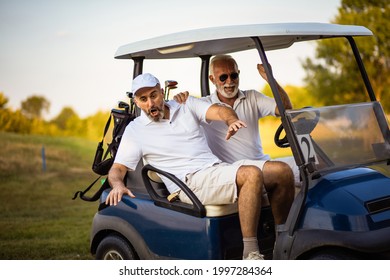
[
  {"left": 274, "top": 124, "right": 290, "bottom": 148},
  {"left": 274, "top": 109, "right": 320, "bottom": 148}
]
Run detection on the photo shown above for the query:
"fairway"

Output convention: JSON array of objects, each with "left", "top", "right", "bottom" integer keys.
[{"left": 0, "top": 132, "right": 99, "bottom": 259}]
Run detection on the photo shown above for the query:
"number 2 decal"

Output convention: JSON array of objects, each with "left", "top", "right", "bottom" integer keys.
[{"left": 297, "top": 134, "right": 318, "bottom": 164}]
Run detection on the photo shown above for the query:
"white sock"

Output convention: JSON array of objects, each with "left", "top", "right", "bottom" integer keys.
[{"left": 243, "top": 237, "right": 259, "bottom": 258}]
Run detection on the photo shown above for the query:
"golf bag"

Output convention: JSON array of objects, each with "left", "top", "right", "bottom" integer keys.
[{"left": 72, "top": 108, "right": 135, "bottom": 202}]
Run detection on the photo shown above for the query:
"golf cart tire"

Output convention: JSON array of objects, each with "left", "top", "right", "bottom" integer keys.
[{"left": 96, "top": 234, "right": 137, "bottom": 260}]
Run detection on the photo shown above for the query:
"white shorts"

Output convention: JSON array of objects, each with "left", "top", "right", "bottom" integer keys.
[
  {"left": 179, "top": 162, "right": 242, "bottom": 205},
  {"left": 179, "top": 160, "right": 270, "bottom": 205}
]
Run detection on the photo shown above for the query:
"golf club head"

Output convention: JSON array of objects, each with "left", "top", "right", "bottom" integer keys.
[{"left": 165, "top": 80, "right": 178, "bottom": 89}]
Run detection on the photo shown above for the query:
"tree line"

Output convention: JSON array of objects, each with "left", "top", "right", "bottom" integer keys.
[{"left": 0, "top": 92, "right": 109, "bottom": 141}]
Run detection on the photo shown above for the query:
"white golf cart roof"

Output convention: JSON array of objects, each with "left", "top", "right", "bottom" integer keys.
[{"left": 115, "top": 22, "right": 372, "bottom": 59}]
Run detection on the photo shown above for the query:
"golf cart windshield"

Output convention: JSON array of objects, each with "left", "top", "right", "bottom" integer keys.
[{"left": 287, "top": 102, "right": 390, "bottom": 175}]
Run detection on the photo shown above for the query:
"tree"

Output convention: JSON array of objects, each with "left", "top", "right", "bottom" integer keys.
[
  {"left": 262, "top": 84, "right": 322, "bottom": 109},
  {"left": 303, "top": 0, "right": 390, "bottom": 111},
  {"left": 21, "top": 95, "right": 50, "bottom": 119},
  {"left": 52, "top": 107, "right": 79, "bottom": 130},
  {"left": 0, "top": 92, "right": 9, "bottom": 109}
]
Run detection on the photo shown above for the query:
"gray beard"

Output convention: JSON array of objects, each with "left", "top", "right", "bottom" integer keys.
[{"left": 218, "top": 85, "right": 239, "bottom": 99}]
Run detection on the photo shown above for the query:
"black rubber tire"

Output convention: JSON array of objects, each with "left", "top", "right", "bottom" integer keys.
[{"left": 96, "top": 234, "right": 137, "bottom": 260}]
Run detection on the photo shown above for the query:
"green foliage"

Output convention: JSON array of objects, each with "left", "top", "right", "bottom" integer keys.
[
  {"left": 84, "top": 110, "right": 112, "bottom": 141},
  {"left": 303, "top": 0, "right": 390, "bottom": 111},
  {"left": 262, "top": 84, "right": 322, "bottom": 109},
  {"left": 51, "top": 107, "right": 79, "bottom": 130},
  {"left": 0, "top": 92, "right": 9, "bottom": 109},
  {"left": 21, "top": 95, "right": 51, "bottom": 119},
  {"left": 0, "top": 109, "right": 32, "bottom": 134},
  {"left": 0, "top": 93, "right": 110, "bottom": 141}
]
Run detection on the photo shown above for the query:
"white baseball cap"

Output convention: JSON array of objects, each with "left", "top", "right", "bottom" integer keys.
[{"left": 131, "top": 73, "right": 160, "bottom": 95}]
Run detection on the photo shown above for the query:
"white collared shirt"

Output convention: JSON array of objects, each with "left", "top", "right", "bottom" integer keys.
[
  {"left": 115, "top": 96, "right": 221, "bottom": 193},
  {"left": 201, "top": 89, "right": 276, "bottom": 163}
]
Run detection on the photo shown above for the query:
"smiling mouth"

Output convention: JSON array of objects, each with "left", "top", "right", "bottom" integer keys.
[{"left": 224, "top": 85, "right": 235, "bottom": 92}]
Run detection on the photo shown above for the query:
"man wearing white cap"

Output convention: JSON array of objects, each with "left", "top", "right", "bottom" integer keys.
[{"left": 106, "top": 73, "right": 266, "bottom": 260}]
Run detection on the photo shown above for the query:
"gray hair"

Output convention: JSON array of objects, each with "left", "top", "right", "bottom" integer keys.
[{"left": 209, "top": 54, "right": 238, "bottom": 76}]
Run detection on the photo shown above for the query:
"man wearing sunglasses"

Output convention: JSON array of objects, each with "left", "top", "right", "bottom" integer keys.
[{"left": 174, "top": 54, "right": 296, "bottom": 236}]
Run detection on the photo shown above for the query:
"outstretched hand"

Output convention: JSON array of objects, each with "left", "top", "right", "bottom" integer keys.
[{"left": 226, "top": 120, "right": 247, "bottom": 140}]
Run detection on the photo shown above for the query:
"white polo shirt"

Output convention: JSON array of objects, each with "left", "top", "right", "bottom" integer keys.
[
  {"left": 115, "top": 96, "right": 221, "bottom": 193},
  {"left": 201, "top": 89, "right": 276, "bottom": 163}
]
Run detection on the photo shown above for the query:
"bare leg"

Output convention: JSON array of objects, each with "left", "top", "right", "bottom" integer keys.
[
  {"left": 262, "top": 161, "right": 294, "bottom": 225},
  {"left": 236, "top": 165, "right": 264, "bottom": 259},
  {"left": 236, "top": 165, "right": 263, "bottom": 237}
]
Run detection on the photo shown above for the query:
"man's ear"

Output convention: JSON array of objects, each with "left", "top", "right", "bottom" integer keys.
[
  {"left": 209, "top": 74, "right": 215, "bottom": 84},
  {"left": 133, "top": 97, "right": 140, "bottom": 108}
]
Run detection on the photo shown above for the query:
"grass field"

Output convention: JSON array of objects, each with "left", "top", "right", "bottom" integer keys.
[
  {"left": 0, "top": 132, "right": 99, "bottom": 259},
  {"left": 0, "top": 121, "right": 291, "bottom": 259}
]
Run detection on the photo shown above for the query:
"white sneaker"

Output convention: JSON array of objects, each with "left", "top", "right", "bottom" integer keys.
[{"left": 243, "top": 251, "right": 264, "bottom": 260}]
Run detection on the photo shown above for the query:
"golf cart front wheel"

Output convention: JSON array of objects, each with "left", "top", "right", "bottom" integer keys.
[{"left": 96, "top": 234, "right": 137, "bottom": 260}]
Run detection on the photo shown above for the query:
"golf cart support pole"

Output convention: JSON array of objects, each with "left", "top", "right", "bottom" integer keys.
[
  {"left": 251, "top": 36, "right": 305, "bottom": 169},
  {"left": 132, "top": 56, "right": 144, "bottom": 78},
  {"left": 132, "top": 56, "right": 144, "bottom": 117},
  {"left": 200, "top": 55, "right": 211, "bottom": 97},
  {"left": 346, "top": 36, "right": 376, "bottom": 102},
  {"left": 251, "top": 36, "right": 308, "bottom": 240}
]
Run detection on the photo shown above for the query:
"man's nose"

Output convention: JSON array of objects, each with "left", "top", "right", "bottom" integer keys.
[
  {"left": 226, "top": 76, "right": 237, "bottom": 84},
  {"left": 147, "top": 98, "right": 154, "bottom": 107}
]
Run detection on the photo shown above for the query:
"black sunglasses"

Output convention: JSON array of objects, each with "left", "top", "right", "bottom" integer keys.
[{"left": 218, "top": 72, "right": 239, "bottom": 82}]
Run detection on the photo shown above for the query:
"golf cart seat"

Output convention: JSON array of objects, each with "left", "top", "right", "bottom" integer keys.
[
  {"left": 126, "top": 159, "right": 269, "bottom": 217},
  {"left": 144, "top": 169, "right": 272, "bottom": 217},
  {"left": 142, "top": 164, "right": 239, "bottom": 218}
]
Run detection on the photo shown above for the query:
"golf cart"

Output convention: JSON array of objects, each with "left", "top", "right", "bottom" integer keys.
[{"left": 89, "top": 23, "right": 390, "bottom": 259}]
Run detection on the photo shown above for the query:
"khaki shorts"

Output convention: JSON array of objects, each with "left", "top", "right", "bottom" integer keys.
[{"left": 179, "top": 160, "right": 267, "bottom": 205}]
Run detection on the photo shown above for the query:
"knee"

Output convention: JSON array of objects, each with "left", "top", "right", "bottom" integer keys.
[
  {"left": 279, "top": 162, "right": 294, "bottom": 178},
  {"left": 264, "top": 161, "right": 294, "bottom": 186},
  {"left": 237, "top": 165, "right": 263, "bottom": 187}
]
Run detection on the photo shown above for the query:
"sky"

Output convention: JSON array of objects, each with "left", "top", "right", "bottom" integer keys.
[{"left": 0, "top": 0, "right": 341, "bottom": 120}]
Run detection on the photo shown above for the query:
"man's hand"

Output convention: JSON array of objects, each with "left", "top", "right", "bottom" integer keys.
[
  {"left": 173, "top": 91, "right": 189, "bottom": 104},
  {"left": 226, "top": 120, "right": 247, "bottom": 140},
  {"left": 105, "top": 184, "right": 135, "bottom": 206},
  {"left": 106, "top": 163, "right": 135, "bottom": 206},
  {"left": 206, "top": 104, "right": 247, "bottom": 139},
  {"left": 257, "top": 63, "right": 270, "bottom": 82},
  {"left": 257, "top": 63, "right": 292, "bottom": 114}
]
